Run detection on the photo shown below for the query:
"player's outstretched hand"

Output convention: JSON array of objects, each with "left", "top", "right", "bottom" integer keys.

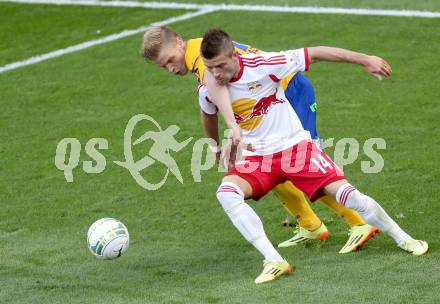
[
  {"left": 231, "top": 126, "right": 243, "bottom": 147},
  {"left": 220, "top": 129, "right": 255, "bottom": 170},
  {"left": 364, "top": 55, "right": 392, "bottom": 80},
  {"left": 231, "top": 127, "right": 255, "bottom": 151}
]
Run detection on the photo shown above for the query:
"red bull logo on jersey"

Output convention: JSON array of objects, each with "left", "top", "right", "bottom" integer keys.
[
  {"left": 232, "top": 89, "right": 286, "bottom": 131},
  {"left": 247, "top": 81, "right": 263, "bottom": 94}
]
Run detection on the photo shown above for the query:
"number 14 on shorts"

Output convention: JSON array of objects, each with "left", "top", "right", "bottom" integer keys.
[{"left": 311, "top": 153, "right": 334, "bottom": 174}]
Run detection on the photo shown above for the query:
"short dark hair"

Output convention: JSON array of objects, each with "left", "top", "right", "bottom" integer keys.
[{"left": 200, "top": 28, "right": 234, "bottom": 59}]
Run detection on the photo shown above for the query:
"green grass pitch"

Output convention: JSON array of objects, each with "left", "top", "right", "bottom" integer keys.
[{"left": 1, "top": 1, "right": 440, "bottom": 303}]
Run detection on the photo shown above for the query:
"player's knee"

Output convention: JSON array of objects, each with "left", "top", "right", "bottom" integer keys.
[
  {"left": 222, "top": 174, "right": 252, "bottom": 198},
  {"left": 216, "top": 182, "right": 244, "bottom": 213}
]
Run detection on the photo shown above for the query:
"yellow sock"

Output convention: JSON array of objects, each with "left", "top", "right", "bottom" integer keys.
[
  {"left": 272, "top": 181, "right": 321, "bottom": 231},
  {"left": 319, "top": 195, "right": 366, "bottom": 227}
]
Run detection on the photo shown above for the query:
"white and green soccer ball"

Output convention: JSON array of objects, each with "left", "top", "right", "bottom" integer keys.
[{"left": 87, "top": 218, "right": 129, "bottom": 259}]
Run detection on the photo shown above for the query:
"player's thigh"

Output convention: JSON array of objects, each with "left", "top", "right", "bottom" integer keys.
[
  {"left": 222, "top": 174, "right": 253, "bottom": 199},
  {"left": 323, "top": 179, "right": 348, "bottom": 198},
  {"left": 283, "top": 141, "right": 345, "bottom": 202},
  {"left": 272, "top": 181, "right": 305, "bottom": 203}
]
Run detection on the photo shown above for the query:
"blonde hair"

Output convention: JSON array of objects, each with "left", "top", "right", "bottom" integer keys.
[{"left": 141, "top": 26, "right": 180, "bottom": 61}]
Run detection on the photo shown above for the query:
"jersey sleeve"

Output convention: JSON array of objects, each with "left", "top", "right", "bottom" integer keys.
[
  {"left": 197, "top": 85, "right": 218, "bottom": 115},
  {"left": 256, "top": 48, "right": 309, "bottom": 81},
  {"left": 185, "top": 38, "right": 205, "bottom": 83}
]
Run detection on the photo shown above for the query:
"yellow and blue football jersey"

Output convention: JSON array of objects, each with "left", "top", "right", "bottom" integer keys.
[{"left": 185, "top": 38, "right": 262, "bottom": 84}]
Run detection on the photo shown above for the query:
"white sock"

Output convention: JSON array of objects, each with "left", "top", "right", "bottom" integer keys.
[
  {"left": 216, "top": 182, "right": 284, "bottom": 262},
  {"left": 336, "top": 183, "right": 412, "bottom": 246}
]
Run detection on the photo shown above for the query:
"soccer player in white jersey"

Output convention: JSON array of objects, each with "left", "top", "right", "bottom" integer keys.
[
  {"left": 198, "top": 29, "right": 428, "bottom": 284},
  {"left": 141, "top": 27, "right": 383, "bottom": 254}
]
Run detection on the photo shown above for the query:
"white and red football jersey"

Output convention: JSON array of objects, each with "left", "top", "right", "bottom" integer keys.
[{"left": 198, "top": 48, "right": 312, "bottom": 156}]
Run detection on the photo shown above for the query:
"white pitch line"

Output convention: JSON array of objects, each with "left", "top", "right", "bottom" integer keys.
[
  {"left": 220, "top": 4, "right": 440, "bottom": 18},
  {"left": 0, "top": 0, "right": 207, "bottom": 10},
  {"left": 1, "top": 0, "right": 440, "bottom": 74},
  {"left": 0, "top": 8, "right": 216, "bottom": 74},
  {"left": 1, "top": 0, "right": 440, "bottom": 18}
]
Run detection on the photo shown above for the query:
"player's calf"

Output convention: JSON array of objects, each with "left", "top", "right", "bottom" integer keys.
[
  {"left": 216, "top": 181, "right": 286, "bottom": 263},
  {"left": 326, "top": 181, "right": 428, "bottom": 255}
]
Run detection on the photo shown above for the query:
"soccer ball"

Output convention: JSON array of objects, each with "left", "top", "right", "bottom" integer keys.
[{"left": 87, "top": 218, "right": 129, "bottom": 259}]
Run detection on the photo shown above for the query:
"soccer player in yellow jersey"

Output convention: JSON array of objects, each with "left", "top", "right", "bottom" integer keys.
[{"left": 141, "top": 26, "right": 378, "bottom": 253}]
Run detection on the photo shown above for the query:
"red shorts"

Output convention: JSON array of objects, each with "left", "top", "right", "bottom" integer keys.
[{"left": 226, "top": 140, "right": 345, "bottom": 202}]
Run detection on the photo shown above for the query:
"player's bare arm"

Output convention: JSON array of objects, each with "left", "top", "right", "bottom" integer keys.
[
  {"left": 203, "top": 70, "right": 242, "bottom": 142},
  {"left": 200, "top": 109, "right": 220, "bottom": 145},
  {"left": 307, "top": 46, "right": 392, "bottom": 80},
  {"left": 204, "top": 71, "right": 255, "bottom": 167},
  {"left": 199, "top": 109, "right": 222, "bottom": 162}
]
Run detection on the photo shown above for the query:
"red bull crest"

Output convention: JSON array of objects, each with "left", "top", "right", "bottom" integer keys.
[{"left": 232, "top": 89, "right": 285, "bottom": 131}]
